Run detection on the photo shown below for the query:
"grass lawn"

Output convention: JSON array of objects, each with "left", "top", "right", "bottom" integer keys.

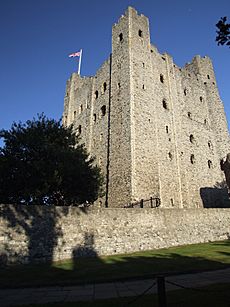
[
  {"left": 1, "top": 240, "right": 230, "bottom": 288},
  {"left": 20, "top": 283, "right": 230, "bottom": 307}
]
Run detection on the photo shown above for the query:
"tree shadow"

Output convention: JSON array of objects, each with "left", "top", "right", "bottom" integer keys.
[
  {"left": 200, "top": 186, "right": 230, "bottom": 208},
  {"left": 0, "top": 204, "right": 72, "bottom": 266}
]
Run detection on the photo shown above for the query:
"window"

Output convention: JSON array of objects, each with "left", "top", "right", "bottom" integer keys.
[
  {"left": 95, "top": 90, "right": 99, "bottom": 99},
  {"left": 162, "top": 99, "right": 168, "bottom": 109},
  {"left": 168, "top": 152, "right": 173, "bottom": 160},
  {"left": 78, "top": 125, "right": 82, "bottom": 135},
  {"left": 207, "top": 75, "right": 210, "bottom": 79},
  {"left": 142, "top": 62, "right": 145, "bottom": 68},
  {"left": 73, "top": 111, "right": 76, "bottom": 119},
  {"left": 160, "top": 74, "right": 164, "bottom": 83},
  {"left": 188, "top": 112, "right": 191, "bottom": 118},
  {"left": 162, "top": 56, "right": 166, "bottom": 61},
  {"left": 93, "top": 114, "right": 96, "bottom": 123},
  {"left": 79, "top": 104, "right": 83, "bottom": 114},
  {"left": 189, "top": 134, "right": 195, "bottom": 143},
  {"left": 170, "top": 198, "right": 174, "bottom": 206},
  {"left": 138, "top": 29, "right": 143, "bottom": 37},
  {"left": 118, "top": 82, "right": 121, "bottom": 89},
  {"left": 100, "top": 133, "right": 103, "bottom": 141},
  {"left": 184, "top": 88, "right": 187, "bottom": 96},
  {"left": 103, "top": 82, "right": 107, "bottom": 92},
  {"left": 208, "top": 141, "right": 212, "bottom": 149},
  {"left": 101, "top": 105, "right": 106, "bottom": 117},
  {"left": 190, "top": 154, "right": 195, "bottom": 164},
  {"left": 200, "top": 96, "right": 203, "bottom": 102},
  {"left": 166, "top": 126, "right": 169, "bottom": 134},
  {"left": 119, "top": 33, "right": 123, "bottom": 42},
  {"left": 208, "top": 160, "right": 212, "bottom": 169},
  {"left": 142, "top": 84, "right": 145, "bottom": 90}
]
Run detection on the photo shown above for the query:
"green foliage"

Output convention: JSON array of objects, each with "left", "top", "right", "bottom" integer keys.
[
  {"left": 0, "top": 114, "right": 103, "bottom": 205},
  {"left": 216, "top": 16, "right": 230, "bottom": 47}
]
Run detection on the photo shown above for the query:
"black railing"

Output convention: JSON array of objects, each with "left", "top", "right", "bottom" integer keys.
[{"left": 124, "top": 197, "right": 161, "bottom": 208}]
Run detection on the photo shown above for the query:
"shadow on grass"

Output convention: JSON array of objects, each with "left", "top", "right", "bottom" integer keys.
[{"left": 0, "top": 235, "right": 230, "bottom": 289}]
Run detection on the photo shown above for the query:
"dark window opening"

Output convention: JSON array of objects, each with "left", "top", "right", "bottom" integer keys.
[
  {"left": 170, "top": 198, "right": 174, "bottom": 206},
  {"left": 142, "top": 62, "right": 145, "bottom": 68},
  {"left": 189, "top": 134, "right": 195, "bottom": 143},
  {"left": 151, "top": 49, "right": 153, "bottom": 53},
  {"left": 200, "top": 96, "right": 203, "bottom": 102},
  {"left": 93, "top": 114, "right": 96, "bottom": 123},
  {"left": 190, "top": 154, "right": 195, "bottom": 164},
  {"left": 184, "top": 88, "right": 187, "bottom": 96},
  {"left": 207, "top": 75, "right": 210, "bottom": 79},
  {"left": 208, "top": 160, "right": 212, "bottom": 169},
  {"left": 166, "top": 126, "right": 169, "bottom": 133},
  {"left": 160, "top": 74, "right": 164, "bottom": 83},
  {"left": 162, "top": 99, "right": 168, "bottom": 109},
  {"left": 95, "top": 90, "right": 98, "bottom": 99},
  {"left": 78, "top": 125, "right": 82, "bottom": 135},
  {"left": 208, "top": 141, "right": 212, "bottom": 148},
  {"left": 101, "top": 105, "right": 106, "bottom": 117},
  {"left": 188, "top": 112, "right": 191, "bottom": 118},
  {"left": 204, "top": 82, "right": 207, "bottom": 85},
  {"left": 119, "top": 33, "right": 123, "bottom": 42},
  {"left": 204, "top": 119, "right": 207, "bottom": 124},
  {"left": 162, "top": 57, "right": 166, "bottom": 61},
  {"left": 168, "top": 152, "right": 173, "bottom": 160},
  {"left": 118, "top": 82, "right": 121, "bottom": 89},
  {"left": 138, "top": 29, "right": 143, "bottom": 37},
  {"left": 103, "top": 82, "right": 107, "bottom": 92},
  {"left": 142, "top": 84, "right": 145, "bottom": 90},
  {"left": 73, "top": 111, "right": 76, "bottom": 119}
]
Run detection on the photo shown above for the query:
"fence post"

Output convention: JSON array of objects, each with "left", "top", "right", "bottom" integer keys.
[
  {"left": 140, "top": 199, "right": 144, "bottom": 208},
  {"left": 157, "top": 276, "right": 167, "bottom": 307}
]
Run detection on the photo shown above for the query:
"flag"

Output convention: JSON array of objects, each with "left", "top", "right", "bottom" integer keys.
[{"left": 68, "top": 51, "right": 81, "bottom": 58}]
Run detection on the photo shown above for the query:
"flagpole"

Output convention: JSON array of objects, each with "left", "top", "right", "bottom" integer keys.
[{"left": 78, "top": 49, "right": 82, "bottom": 75}]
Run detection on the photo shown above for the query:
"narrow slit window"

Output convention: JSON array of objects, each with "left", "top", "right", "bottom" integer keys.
[
  {"left": 190, "top": 154, "right": 195, "bottom": 164},
  {"left": 95, "top": 90, "right": 99, "bottom": 99},
  {"left": 160, "top": 74, "right": 164, "bottom": 83},
  {"left": 207, "top": 75, "right": 210, "bottom": 79},
  {"left": 188, "top": 112, "right": 191, "bottom": 118},
  {"left": 93, "top": 114, "right": 96, "bottom": 123},
  {"left": 168, "top": 152, "right": 173, "bottom": 160},
  {"left": 119, "top": 33, "right": 123, "bottom": 42},
  {"left": 103, "top": 82, "right": 107, "bottom": 92},
  {"left": 73, "top": 111, "right": 76, "bottom": 119},
  {"left": 78, "top": 125, "right": 82, "bottom": 135},
  {"left": 184, "top": 88, "right": 187, "bottom": 96},
  {"left": 166, "top": 126, "right": 169, "bottom": 133},
  {"left": 162, "top": 99, "right": 168, "bottom": 109},
  {"left": 208, "top": 160, "right": 212, "bottom": 169},
  {"left": 200, "top": 96, "right": 203, "bottom": 102},
  {"left": 189, "top": 134, "right": 195, "bottom": 143},
  {"left": 138, "top": 29, "right": 143, "bottom": 37},
  {"left": 101, "top": 105, "right": 106, "bottom": 117}
]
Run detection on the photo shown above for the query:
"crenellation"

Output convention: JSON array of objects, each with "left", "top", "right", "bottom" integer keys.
[{"left": 63, "top": 7, "right": 230, "bottom": 208}]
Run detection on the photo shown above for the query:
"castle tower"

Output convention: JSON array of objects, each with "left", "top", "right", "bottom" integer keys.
[{"left": 63, "top": 7, "right": 230, "bottom": 208}]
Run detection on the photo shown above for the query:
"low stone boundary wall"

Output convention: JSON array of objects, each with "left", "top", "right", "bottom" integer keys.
[{"left": 0, "top": 205, "right": 230, "bottom": 265}]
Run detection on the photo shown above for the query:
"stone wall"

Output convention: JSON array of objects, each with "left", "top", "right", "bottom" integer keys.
[{"left": 1, "top": 205, "right": 230, "bottom": 265}]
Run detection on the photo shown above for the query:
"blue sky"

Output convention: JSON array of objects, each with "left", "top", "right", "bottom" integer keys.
[{"left": 0, "top": 0, "right": 229, "bottom": 146}]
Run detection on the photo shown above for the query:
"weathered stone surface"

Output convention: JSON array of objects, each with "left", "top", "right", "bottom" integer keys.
[
  {"left": 63, "top": 7, "right": 230, "bottom": 208},
  {"left": 1, "top": 205, "right": 230, "bottom": 265}
]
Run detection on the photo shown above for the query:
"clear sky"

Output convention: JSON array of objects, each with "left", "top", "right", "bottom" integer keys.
[{"left": 0, "top": 0, "right": 229, "bottom": 144}]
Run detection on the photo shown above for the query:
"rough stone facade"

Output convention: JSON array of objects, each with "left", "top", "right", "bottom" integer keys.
[
  {"left": 1, "top": 205, "right": 230, "bottom": 264},
  {"left": 63, "top": 7, "right": 230, "bottom": 208}
]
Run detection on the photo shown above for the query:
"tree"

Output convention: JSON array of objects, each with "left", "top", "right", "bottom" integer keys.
[
  {"left": 0, "top": 114, "right": 103, "bottom": 205},
  {"left": 216, "top": 16, "right": 230, "bottom": 48}
]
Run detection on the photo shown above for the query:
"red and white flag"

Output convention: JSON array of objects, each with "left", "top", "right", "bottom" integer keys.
[{"left": 68, "top": 51, "right": 81, "bottom": 58}]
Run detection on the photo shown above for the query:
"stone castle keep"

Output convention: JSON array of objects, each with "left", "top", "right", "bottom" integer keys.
[{"left": 63, "top": 7, "right": 230, "bottom": 208}]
